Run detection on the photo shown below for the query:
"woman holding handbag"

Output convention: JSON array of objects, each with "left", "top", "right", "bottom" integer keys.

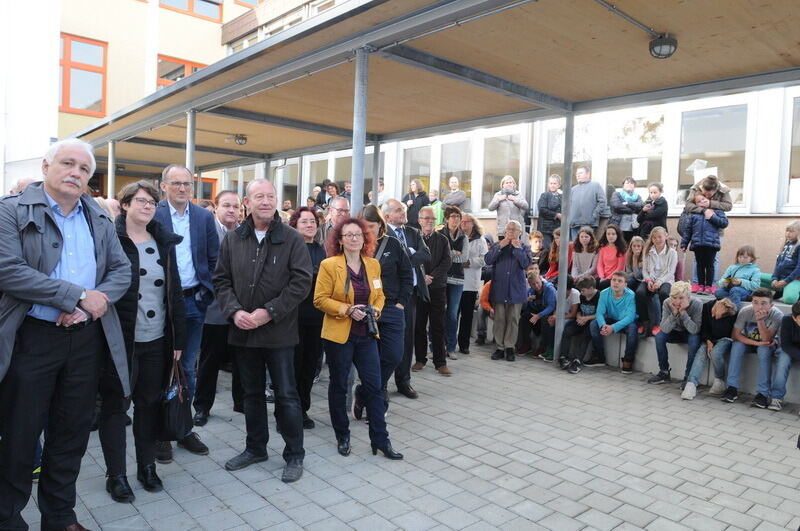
[
  {"left": 97, "top": 181, "right": 186, "bottom": 502},
  {"left": 313, "top": 217, "right": 403, "bottom": 460}
]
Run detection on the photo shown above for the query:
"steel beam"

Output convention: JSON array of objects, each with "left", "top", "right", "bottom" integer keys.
[
  {"left": 125, "top": 137, "right": 266, "bottom": 159},
  {"left": 350, "top": 47, "right": 369, "bottom": 215},
  {"left": 379, "top": 45, "right": 571, "bottom": 112},
  {"left": 204, "top": 107, "right": 379, "bottom": 141},
  {"left": 186, "top": 110, "right": 197, "bottom": 175},
  {"left": 79, "top": 0, "right": 523, "bottom": 148},
  {"left": 107, "top": 141, "right": 116, "bottom": 198},
  {"left": 95, "top": 156, "right": 166, "bottom": 169},
  {"left": 197, "top": 157, "right": 266, "bottom": 173},
  {"left": 552, "top": 112, "right": 574, "bottom": 362}
]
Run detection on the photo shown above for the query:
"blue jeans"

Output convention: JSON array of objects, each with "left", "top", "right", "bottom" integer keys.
[
  {"left": 325, "top": 336, "right": 389, "bottom": 447},
  {"left": 655, "top": 330, "right": 701, "bottom": 376},
  {"left": 377, "top": 305, "right": 405, "bottom": 391},
  {"left": 715, "top": 286, "right": 751, "bottom": 309},
  {"left": 445, "top": 284, "right": 464, "bottom": 353},
  {"left": 182, "top": 294, "right": 206, "bottom": 406},
  {"left": 687, "top": 338, "right": 732, "bottom": 385},
  {"left": 726, "top": 341, "right": 776, "bottom": 390},
  {"left": 589, "top": 319, "right": 638, "bottom": 362},
  {"left": 758, "top": 347, "right": 792, "bottom": 399}
]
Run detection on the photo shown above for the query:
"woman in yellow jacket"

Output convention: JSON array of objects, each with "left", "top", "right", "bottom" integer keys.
[{"left": 314, "top": 217, "right": 403, "bottom": 460}]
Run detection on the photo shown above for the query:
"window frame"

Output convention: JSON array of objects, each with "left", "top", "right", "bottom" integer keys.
[
  {"left": 59, "top": 33, "right": 108, "bottom": 118},
  {"left": 779, "top": 85, "right": 800, "bottom": 213},
  {"left": 159, "top": 0, "right": 222, "bottom": 23},
  {"left": 234, "top": 0, "right": 259, "bottom": 8},
  {"left": 156, "top": 54, "right": 206, "bottom": 88}
]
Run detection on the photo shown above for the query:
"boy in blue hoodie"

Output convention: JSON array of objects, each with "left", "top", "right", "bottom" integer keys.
[
  {"left": 512, "top": 270, "right": 556, "bottom": 362},
  {"left": 715, "top": 245, "right": 761, "bottom": 309},
  {"left": 589, "top": 271, "right": 638, "bottom": 373}
]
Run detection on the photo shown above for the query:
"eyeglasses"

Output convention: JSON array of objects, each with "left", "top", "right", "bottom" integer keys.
[
  {"left": 132, "top": 197, "right": 158, "bottom": 207},
  {"left": 167, "top": 181, "right": 194, "bottom": 189},
  {"left": 418, "top": 216, "right": 434, "bottom": 220},
  {"left": 342, "top": 233, "right": 363, "bottom": 240},
  {"left": 331, "top": 207, "right": 349, "bottom": 214}
]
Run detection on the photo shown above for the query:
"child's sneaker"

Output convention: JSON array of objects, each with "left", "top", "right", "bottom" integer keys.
[
  {"left": 708, "top": 378, "right": 727, "bottom": 396},
  {"left": 681, "top": 381, "right": 697, "bottom": 400},
  {"left": 558, "top": 356, "right": 570, "bottom": 370},
  {"left": 721, "top": 386, "right": 738, "bottom": 403},
  {"left": 751, "top": 393, "right": 768, "bottom": 409},
  {"left": 647, "top": 370, "right": 671, "bottom": 384},
  {"left": 651, "top": 326, "right": 661, "bottom": 336},
  {"left": 707, "top": 285, "right": 717, "bottom": 294},
  {"left": 567, "top": 359, "right": 582, "bottom": 374},
  {"left": 541, "top": 348, "right": 554, "bottom": 362},
  {"left": 768, "top": 398, "right": 782, "bottom": 411},
  {"left": 691, "top": 283, "right": 702, "bottom": 293},
  {"left": 621, "top": 361, "right": 633, "bottom": 374}
]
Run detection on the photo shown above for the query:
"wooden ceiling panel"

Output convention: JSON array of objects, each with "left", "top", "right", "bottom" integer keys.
[
  {"left": 227, "top": 56, "right": 534, "bottom": 134},
  {"left": 407, "top": 0, "right": 800, "bottom": 103}
]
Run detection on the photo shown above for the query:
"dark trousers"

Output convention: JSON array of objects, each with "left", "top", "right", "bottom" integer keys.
[
  {"left": 693, "top": 246, "right": 717, "bottom": 286},
  {"left": 394, "top": 295, "right": 416, "bottom": 388},
  {"left": 636, "top": 281, "right": 671, "bottom": 326},
  {"left": 415, "top": 287, "right": 447, "bottom": 368},
  {"left": 376, "top": 305, "right": 405, "bottom": 391},
  {"left": 325, "top": 336, "right": 389, "bottom": 446},
  {"left": 236, "top": 346, "right": 304, "bottom": 462},
  {"left": 194, "top": 323, "right": 243, "bottom": 414},
  {"left": 99, "top": 337, "right": 166, "bottom": 474},
  {"left": 293, "top": 323, "right": 323, "bottom": 413},
  {"left": 457, "top": 290, "right": 478, "bottom": 351},
  {"left": 516, "top": 309, "right": 544, "bottom": 349},
  {"left": 0, "top": 319, "right": 104, "bottom": 531},
  {"left": 561, "top": 320, "right": 591, "bottom": 361}
]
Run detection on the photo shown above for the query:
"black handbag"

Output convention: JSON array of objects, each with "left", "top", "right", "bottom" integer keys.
[{"left": 158, "top": 359, "right": 193, "bottom": 441}]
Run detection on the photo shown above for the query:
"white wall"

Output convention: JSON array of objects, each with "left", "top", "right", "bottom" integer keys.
[{"left": 1, "top": 0, "right": 61, "bottom": 191}]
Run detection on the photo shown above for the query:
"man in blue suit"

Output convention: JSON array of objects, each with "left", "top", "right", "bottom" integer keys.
[{"left": 154, "top": 164, "right": 219, "bottom": 462}]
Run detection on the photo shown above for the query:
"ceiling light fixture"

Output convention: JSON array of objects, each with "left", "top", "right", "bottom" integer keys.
[{"left": 649, "top": 34, "right": 678, "bottom": 59}]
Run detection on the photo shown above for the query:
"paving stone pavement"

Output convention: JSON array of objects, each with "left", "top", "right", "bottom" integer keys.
[{"left": 20, "top": 344, "right": 800, "bottom": 530}]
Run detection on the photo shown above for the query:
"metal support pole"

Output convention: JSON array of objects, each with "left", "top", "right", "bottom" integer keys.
[
  {"left": 237, "top": 166, "right": 244, "bottom": 198},
  {"left": 350, "top": 47, "right": 370, "bottom": 215},
  {"left": 552, "top": 112, "right": 574, "bottom": 362},
  {"left": 371, "top": 142, "right": 381, "bottom": 205},
  {"left": 185, "top": 109, "right": 197, "bottom": 181},
  {"left": 107, "top": 140, "right": 116, "bottom": 198},
  {"left": 297, "top": 155, "right": 304, "bottom": 209}
]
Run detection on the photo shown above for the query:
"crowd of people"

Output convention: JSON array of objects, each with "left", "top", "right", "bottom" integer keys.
[{"left": 1, "top": 140, "right": 798, "bottom": 531}]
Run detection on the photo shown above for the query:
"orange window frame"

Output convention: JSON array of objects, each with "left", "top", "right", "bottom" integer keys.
[
  {"left": 59, "top": 33, "right": 107, "bottom": 118},
  {"left": 234, "top": 0, "right": 259, "bottom": 7},
  {"left": 159, "top": 0, "right": 222, "bottom": 23},
  {"left": 157, "top": 55, "right": 207, "bottom": 87}
]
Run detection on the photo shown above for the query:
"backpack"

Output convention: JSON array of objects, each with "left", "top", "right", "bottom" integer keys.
[{"left": 676, "top": 210, "right": 691, "bottom": 239}]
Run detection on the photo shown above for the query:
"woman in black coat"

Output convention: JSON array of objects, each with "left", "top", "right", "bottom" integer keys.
[
  {"left": 637, "top": 182, "right": 669, "bottom": 240},
  {"left": 289, "top": 207, "right": 327, "bottom": 428},
  {"left": 402, "top": 178, "right": 430, "bottom": 229},
  {"left": 537, "top": 174, "right": 562, "bottom": 249},
  {"left": 98, "top": 181, "right": 186, "bottom": 503}
]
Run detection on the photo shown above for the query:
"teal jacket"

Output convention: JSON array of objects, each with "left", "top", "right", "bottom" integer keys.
[
  {"left": 717, "top": 262, "right": 761, "bottom": 291},
  {"left": 596, "top": 287, "right": 637, "bottom": 332}
]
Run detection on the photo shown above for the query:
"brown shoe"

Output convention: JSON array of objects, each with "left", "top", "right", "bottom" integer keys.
[
  {"left": 63, "top": 524, "right": 90, "bottom": 531},
  {"left": 411, "top": 362, "right": 425, "bottom": 371},
  {"left": 436, "top": 366, "right": 453, "bottom": 376}
]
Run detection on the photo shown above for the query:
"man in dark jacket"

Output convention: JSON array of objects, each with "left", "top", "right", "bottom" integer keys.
[
  {"left": 214, "top": 179, "right": 312, "bottom": 483},
  {"left": 154, "top": 164, "right": 219, "bottom": 460},
  {"left": 412, "top": 206, "right": 453, "bottom": 375},
  {"left": 0, "top": 139, "right": 131, "bottom": 531}
]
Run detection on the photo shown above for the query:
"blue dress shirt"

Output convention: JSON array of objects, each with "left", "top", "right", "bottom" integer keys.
[{"left": 169, "top": 201, "right": 199, "bottom": 289}]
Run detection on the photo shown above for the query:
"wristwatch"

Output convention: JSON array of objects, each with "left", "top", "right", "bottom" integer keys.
[{"left": 79, "top": 290, "right": 87, "bottom": 301}]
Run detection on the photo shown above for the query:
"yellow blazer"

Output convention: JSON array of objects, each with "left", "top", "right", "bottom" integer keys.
[{"left": 313, "top": 254, "right": 385, "bottom": 344}]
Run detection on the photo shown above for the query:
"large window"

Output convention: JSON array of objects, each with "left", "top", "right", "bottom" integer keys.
[
  {"left": 482, "top": 135, "right": 520, "bottom": 208},
  {"left": 157, "top": 55, "right": 205, "bottom": 88},
  {"left": 606, "top": 114, "right": 664, "bottom": 191},
  {"left": 545, "top": 121, "right": 592, "bottom": 185},
  {"left": 198, "top": 178, "right": 217, "bottom": 202},
  {"left": 788, "top": 98, "right": 800, "bottom": 204},
  {"left": 160, "top": 0, "right": 222, "bottom": 22},
  {"left": 402, "top": 146, "right": 431, "bottom": 197},
  {"left": 309, "top": 160, "right": 328, "bottom": 188},
  {"left": 680, "top": 105, "right": 747, "bottom": 205},
  {"left": 235, "top": 0, "right": 259, "bottom": 7},
  {"left": 282, "top": 163, "right": 299, "bottom": 208},
  {"left": 59, "top": 34, "right": 106, "bottom": 117},
  {"left": 440, "top": 140, "right": 471, "bottom": 204}
]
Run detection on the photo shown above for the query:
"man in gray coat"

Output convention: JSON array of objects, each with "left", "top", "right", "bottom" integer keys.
[
  {"left": 569, "top": 165, "right": 607, "bottom": 239},
  {"left": 0, "top": 139, "right": 131, "bottom": 531}
]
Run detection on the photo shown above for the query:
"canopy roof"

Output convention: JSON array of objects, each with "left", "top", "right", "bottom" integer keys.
[{"left": 75, "top": 0, "right": 800, "bottom": 177}]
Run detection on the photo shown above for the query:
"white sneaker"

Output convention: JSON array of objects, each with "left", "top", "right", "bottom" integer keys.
[
  {"left": 447, "top": 351, "right": 458, "bottom": 360},
  {"left": 708, "top": 378, "right": 726, "bottom": 396},
  {"left": 768, "top": 398, "right": 782, "bottom": 411},
  {"left": 681, "top": 381, "right": 697, "bottom": 400}
]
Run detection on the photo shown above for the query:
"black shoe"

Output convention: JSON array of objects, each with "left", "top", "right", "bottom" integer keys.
[
  {"left": 680, "top": 377, "right": 688, "bottom": 391},
  {"left": 752, "top": 393, "right": 768, "bottom": 409},
  {"left": 491, "top": 349, "right": 505, "bottom": 360},
  {"left": 265, "top": 389, "right": 275, "bottom": 403},
  {"left": 281, "top": 460, "right": 303, "bottom": 483},
  {"left": 568, "top": 359, "right": 582, "bottom": 374},
  {"left": 154, "top": 441, "right": 173, "bottom": 464},
  {"left": 397, "top": 385, "right": 418, "bottom": 399},
  {"left": 722, "top": 386, "right": 738, "bottom": 403},
  {"left": 302, "top": 413, "right": 315, "bottom": 429},
  {"left": 193, "top": 410, "right": 209, "bottom": 427},
  {"left": 583, "top": 356, "right": 606, "bottom": 367},
  {"left": 125, "top": 414, "right": 132, "bottom": 426},
  {"left": 352, "top": 384, "right": 364, "bottom": 420},
  {"left": 136, "top": 463, "right": 163, "bottom": 492},
  {"left": 475, "top": 336, "right": 486, "bottom": 345},
  {"left": 459, "top": 347, "right": 470, "bottom": 355},
  {"left": 178, "top": 432, "right": 209, "bottom": 456},
  {"left": 505, "top": 348, "right": 516, "bottom": 362},
  {"left": 233, "top": 403, "right": 244, "bottom": 413},
  {"left": 372, "top": 443, "right": 403, "bottom": 460},
  {"left": 225, "top": 450, "right": 268, "bottom": 471},
  {"left": 647, "top": 370, "right": 671, "bottom": 384},
  {"left": 106, "top": 475, "right": 135, "bottom": 503},
  {"left": 337, "top": 437, "right": 351, "bottom": 456},
  {"left": 558, "top": 357, "right": 570, "bottom": 370}
]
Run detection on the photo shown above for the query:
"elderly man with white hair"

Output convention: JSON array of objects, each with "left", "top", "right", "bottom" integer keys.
[{"left": 0, "top": 139, "right": 131, "bottom": 531}]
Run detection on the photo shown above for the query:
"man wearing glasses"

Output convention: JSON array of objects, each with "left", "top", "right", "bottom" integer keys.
[
  {"left": 154, "top": 164, "right": 219, "bottom": 461},
  {"left": 317, "top": 196, "right": 350, "bottom": 245}
]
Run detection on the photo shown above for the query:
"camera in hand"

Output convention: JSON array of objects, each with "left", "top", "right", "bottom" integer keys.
[
  {"left": 363, "top": 305, "right": 379, "bottom": 338},
  {"left": 501, "top": 189, "right": 515, "bottom": 195}
]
